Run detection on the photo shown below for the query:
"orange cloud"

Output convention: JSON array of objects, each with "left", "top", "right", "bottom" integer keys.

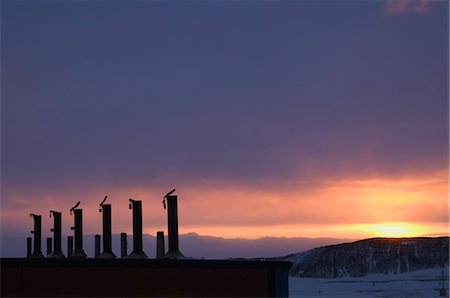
[{"left": 2, "top": 171, "right": 447, "bottom": 239}]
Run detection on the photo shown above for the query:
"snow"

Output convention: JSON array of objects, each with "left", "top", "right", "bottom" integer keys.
[{"left": 289, "top": 267, "right": 449, "bottom": 297}]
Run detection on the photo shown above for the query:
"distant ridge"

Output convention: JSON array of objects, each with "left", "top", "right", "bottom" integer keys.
[
  {"left": 0, "top": 233, "right": 352, "bottom": 259},
  {"left": 281, "top": 237, "right": 449, "bottom": 278}
]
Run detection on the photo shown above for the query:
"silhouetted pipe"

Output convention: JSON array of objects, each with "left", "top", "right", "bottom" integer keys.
[
  {"left": 67, "top": 236, "right": 73, "bottom": 257},
  {"left": 47, "top": 237, "right": 52, "bottom": 256},
  {"left": 27, "top": 237, "right": 32, "bottom": 258},
  {"left": 156, "top": 231, "right": 165, "bottom": 259},
  {"left": 70, "top": 209, "right": 86, "bottom": 258},
  {"left": 49, "top": 211, "right": 65, "bottom": 258},
  {"left": 127, "top": 199, "right": 147, "bottom": 259},
  {"left": 98, "top": 203, "right": 116, "bottom": 258},
  {"left": 120, "top": 233, "right": 127, "bottom": 259},
  {"left": 95, "top": 234, "right": 101, "bottom": 258},
  {"left": 164, "top": 195, "right": 184, "bottom": 259},
  {"left": 30, "top": 214, "right": 44, "bottom": 258}
]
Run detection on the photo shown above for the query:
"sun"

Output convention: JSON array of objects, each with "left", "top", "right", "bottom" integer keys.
[
  {"left": 341, "top": 222, "right": 432, "bottom": 238},
  {"left": 363, "top": 222, "right": 428, "bottom": 238},
  {"left": 370, "top": 223, "right": 410, "bottom": 237}
]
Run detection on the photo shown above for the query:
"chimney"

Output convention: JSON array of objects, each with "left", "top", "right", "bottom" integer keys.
[
  {"left": 69, "top": 202, "right": 87, "bottom": 258},
  {"left": 46, "top": 237, "right": 52, "bottom": 256},
  {"left": 127, "top": 199, "right": 148, "bottom": 259},
  {"left": 120, "top": 233, "right": 127, "bottom": 259},
  {"left": 26, "top": 237, "right": 32, "bottom": 258},
  {"left": 98, "top": 197, "right": 116, "bottom": 258},
  {"left": 95, "top": 235, "right": 101, "bottom": 258},
  {"left": 156, "top": 231, "right": 165, "bottom": 259},
  {"left": 163, "top": 191, "right": 184, "bottom": 259},
  {"left": 49, "top": 211, "right": 65, "bottom": 258},
  {"left": 29, "top": 214, "right": 44, "bottom": 258},
  {"left": 67, "top": 236, "right": 73, "bottom": 257}
]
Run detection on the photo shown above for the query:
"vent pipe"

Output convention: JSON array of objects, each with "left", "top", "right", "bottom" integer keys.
[
  {"left": 95, "top": 234, "right": 101, "bottom": 258},
  {"left": 127, "top": 199, "right": 147, "bottom": 259},
  {"left": 120, "top": 233, "right": 127, "bottom": 259},
  {"left": 162, "top": 189, "right": 184, "bottom": 259},
  {"left": 156, "top": 231, "right": 165, "bottom": 259},
  {"left": 49, "top": 211, "right": 65, "bottom": 258},
  {"left": 67, "top": 236, "right": 73, "bottom": 257},
  {"left": 46, "top": 238, "right": 52, "bottom": 256},
  {"left": 98, "top": 196, "right": 116, "bottom": 258},
  {"left": 69, "top": 202, "right": 87, "bottom": 258},
  {"left": 29, "top": 214, "right": 44, "bottom": 258},
  {"left": 26, "top": 237, "right": 32, "bottom": 258}
]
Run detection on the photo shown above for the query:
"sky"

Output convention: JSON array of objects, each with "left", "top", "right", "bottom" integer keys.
[{"left": 1, "top": 0, "right": 449, "bottom": 242}]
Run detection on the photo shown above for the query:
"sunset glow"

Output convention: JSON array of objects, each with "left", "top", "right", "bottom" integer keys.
[
  {"left": 1, "top": 0, "right": 448, "bottom": 257},
  {"left": 342, "top": 222, "right": 440, "bottom": 239},
  {"left": 363, "top": 223, "right": 428, "bottom": 238},
  {"left": 179, "top": 222, "right": 448, "bottom": 240},
  {"left": 2, "top": 173, "right": 447, "bottom": 240}
]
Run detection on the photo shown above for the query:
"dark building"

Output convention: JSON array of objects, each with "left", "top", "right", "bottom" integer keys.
[{"left": 1, "top": 258, "right": 291, "bottom": 297}]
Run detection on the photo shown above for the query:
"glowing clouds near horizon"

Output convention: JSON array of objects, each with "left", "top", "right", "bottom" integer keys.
[
  {"left": 176, "top": 173, "right": 448, "bottom": 238},
  {"left": 2, "top": 172, "right": 448, "bottom": 239},
  {"left": 345, "top": 222, "right": 432, "bottom": 238}
]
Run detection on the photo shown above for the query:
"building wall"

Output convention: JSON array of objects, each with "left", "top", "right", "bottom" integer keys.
[{"left": 1, "top": 258, "right": 291, "bottom": 297}]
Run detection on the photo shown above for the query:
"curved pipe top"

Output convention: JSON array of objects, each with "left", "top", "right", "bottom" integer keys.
[
  {"left": 70, "top": 201, "right": 80, "bottom": 215},
  {"left": 162, "top": 188, "right": 176, "bottom": 210},
  {"left": 129, "top": 198, "right": 135, "bottom": 209},
  {"left": 99, "top": 196, "right": 108, "bottom": 212}
]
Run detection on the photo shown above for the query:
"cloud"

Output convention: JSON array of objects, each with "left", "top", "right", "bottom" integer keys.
[
  {"left": 2, "top": 0, "right": 448, "bottom": 240},
  {"left": 2, "top": 171, "right": 447, "bottom": 239},
  {"left": 3, "top": 0, "right": 447, "bottom": 195},
  {"left": 383, "top": 0, "right": 444, "bottom": 15}
]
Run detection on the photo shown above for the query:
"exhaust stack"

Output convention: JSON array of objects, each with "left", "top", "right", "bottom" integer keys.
[
  {"left": 69, "top": 202, "right": 87, "bottom": 258},
  {"left": 67, "top": 236, "right": 73, "bottom": 257},
  {"left": 156, "top": 231, "right": 165, "bottom": 259},
  {"left": 98, "top": 196, "right": 116, "bottom": 258},
  {"left": 120, "top": 233, "right": 127, "bottom": 259},
  {"left": 29, "top": 214, "right": 44, "bottom": 258},
  {"left": 26, "top": 237, "right": 32, "bottom": 258},
  {"left": 95, "top": 235, "right": 101, "bottom": 258},
  {"left": 46, "top": 238, "right": 52, "bottom": 256},
  {"left": 127, "top": 199, "right": 148, "bottom": 259},
  {"left": 49, "top": 211, "right": 65, "bottom": 258},
  {"left": 162, "top": 189, "right": 184, "bottom": 259}
]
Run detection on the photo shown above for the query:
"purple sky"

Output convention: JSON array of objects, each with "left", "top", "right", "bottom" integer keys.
[{"left": 1, "top": 0, "right": 448, "bottom": 242}]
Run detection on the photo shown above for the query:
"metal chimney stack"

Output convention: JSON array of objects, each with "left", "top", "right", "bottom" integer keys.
[
  {"left": 27, "top": 237, "right": 32, "bottom": 258},
  {"left": 163, "top": 189, "right": 184, "bottom": 259},
  {"left": 156, "top": 231, "right": 165, "bottom": 259},
  {"left": 29, "top": 214, "right": 44, "bottom": 258},
  {"left": 98, "top": 196, "right": 116, "bottom": 258},
  {"left": 67, "top": 236, "right": 73, "bottom": 257},
  {"left": 46, "top": 238, "right": 52, "bottom": 256},
  {"left": 127, "top": 199, "right": 148, "bottom": 259},
  {"left": 95, "top": 235, "right": 101, "bottom": 258},
  {"left": 49, "top": 211, "right": 65, "bottom": 258},
  {"left": 120, "top": 233, "right": 127, "bottom": 259},
  {"left": 69, "top": 202, "right": 87, "bottom": 258}
]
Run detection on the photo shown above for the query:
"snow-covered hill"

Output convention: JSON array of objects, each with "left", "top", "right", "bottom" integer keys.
[{"left": 282, "top": 237, "right": 449, "bottom": 278}]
